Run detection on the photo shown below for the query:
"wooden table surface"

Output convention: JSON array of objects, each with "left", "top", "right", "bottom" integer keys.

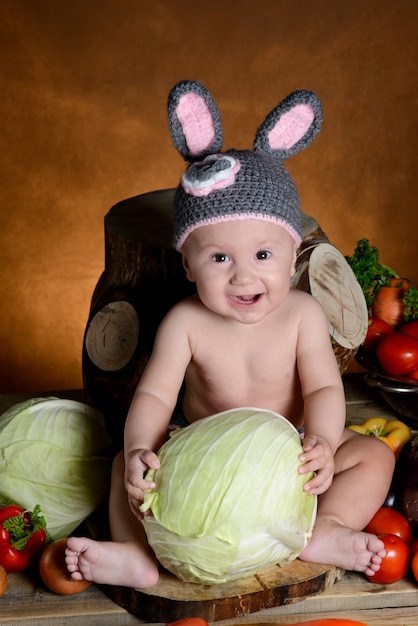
[{"left": 1, "top": 374, "right": 417, "bottom": 626}]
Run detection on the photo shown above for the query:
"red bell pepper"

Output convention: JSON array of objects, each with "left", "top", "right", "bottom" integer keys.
[{"left": 0, "top": 503, "right": 47, "bottom": 572}]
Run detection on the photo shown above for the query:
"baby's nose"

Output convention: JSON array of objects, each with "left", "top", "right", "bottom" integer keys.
[{"left": 230, "top": 263, "right": 256, "bottom": 285}]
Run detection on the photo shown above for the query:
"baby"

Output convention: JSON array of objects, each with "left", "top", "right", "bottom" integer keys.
[{"left": 66, "top": 81, "right": 394, "bottom": 588}]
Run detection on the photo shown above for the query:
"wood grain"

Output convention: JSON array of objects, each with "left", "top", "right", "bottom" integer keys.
[{"left": 105, "top": 562, "right": 344, "bottom": 622}]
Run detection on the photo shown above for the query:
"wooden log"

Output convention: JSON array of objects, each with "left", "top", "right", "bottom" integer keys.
[
  {"left": 293, "top": 214, "right": 368, "bottom": 374},
  {"left": 104, "top": 561, "right": 345, "bottom": 622},
  {"left": 82, "top": 191, "right": 367, "bottom": 447}
]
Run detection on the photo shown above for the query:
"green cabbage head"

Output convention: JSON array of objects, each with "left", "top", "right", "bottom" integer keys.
[
  {"left": 0, "top": 397, "right": 113, "bottom": 539},
  {"left": 141, "top": 407, "right": 317, "bottom": 584}
]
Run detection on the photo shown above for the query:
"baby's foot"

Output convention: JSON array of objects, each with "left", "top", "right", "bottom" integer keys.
[
  {"left": 65, "top": 536, "right": 159, "bottom": 588},
  {"left": 299, "top": 519, "right": 386, "bottom": 577}
]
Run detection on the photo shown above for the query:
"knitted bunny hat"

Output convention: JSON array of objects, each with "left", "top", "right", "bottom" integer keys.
[{"left": 167, "top": 80, "right": 322, "bottom": 251}]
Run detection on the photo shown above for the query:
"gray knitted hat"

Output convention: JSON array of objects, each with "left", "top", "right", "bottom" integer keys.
[{"left": 168, "top": 80, "right": 322, "bottom": 251}]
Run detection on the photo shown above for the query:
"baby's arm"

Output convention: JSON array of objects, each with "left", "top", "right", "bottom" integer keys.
[
  {"left": 123, "top": 301, "right": 195, "bottom": 517},
  {"left": 295, "top": 295, "right": 346, "bottom": 495}
]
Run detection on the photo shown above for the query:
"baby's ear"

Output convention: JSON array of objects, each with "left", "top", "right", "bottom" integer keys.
[
  {"left": 182, "top": 253, "right": 196, "bottom": 282},
  {"left": 254, "top": 90, "right": 322, "bottom": 161},
  {"left": 168, "top": 80, "right": 223, "bottom": 162}
]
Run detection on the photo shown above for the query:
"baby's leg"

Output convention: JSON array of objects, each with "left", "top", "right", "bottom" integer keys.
[
  {"left": 65, "top": 451, "right": 159, "bottom": 588},
  {"left": 299, "top": 429, "right": 395, "bottom": 576}
]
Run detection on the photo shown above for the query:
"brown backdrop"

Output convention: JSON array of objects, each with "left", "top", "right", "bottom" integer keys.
[{"left": 1, "top": 0, "right": 417, "bottom": 393}]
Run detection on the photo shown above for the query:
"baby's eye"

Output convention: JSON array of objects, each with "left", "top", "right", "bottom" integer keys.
[
  {"left": 211, "top": 252, "right": 230, "bottom": 263},
  {"left": 255, "top": 249, "right": 271, "bottom": 260}
]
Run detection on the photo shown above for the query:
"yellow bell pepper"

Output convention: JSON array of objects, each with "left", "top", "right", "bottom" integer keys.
[{"left": 348, "top": 417, "right": 411, "bottom": 456}]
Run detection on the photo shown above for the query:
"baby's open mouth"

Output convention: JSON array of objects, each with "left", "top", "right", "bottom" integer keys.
[{"left": 230, "top": 294, "right": 262, "bottom": 304}]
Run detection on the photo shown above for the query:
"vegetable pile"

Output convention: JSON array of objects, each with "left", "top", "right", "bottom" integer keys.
[
  {"left": 362, "top": 505, "right": 418, "bottom": 585},
  {"left": 346, "top": 238, "right": 418, "bottom": 379},
  {"left": 0, "top": 397, "right": 113, "bottom": 539},
  {"left": 141, "top": 407, "right": 317, "bottom": 584},
  {"left": 359, "top": 430, "right": 418, "bottom": 587}
]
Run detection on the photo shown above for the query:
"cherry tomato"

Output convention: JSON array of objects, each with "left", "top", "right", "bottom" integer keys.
[
  {"left": 366, "top": 534, "right": 410, "bottom": 584},
  {"left": 376, "top": 333, "right": 418, "bottom": 375},
  {"left": 399, "top": 320, "right": 418, "bottom": 341},
  {"left": 363, "top": 506, "right": 413, "bottom": 545},
  {"left": 362, "top": 317, "right": 394, "bottom": 358},
  {"left": 39, "top": 538, "right": 92, "bottom": 595},
  {"left": 0, "top": 564, "right": 7, "bottom": 597},
  {"left": 411, "top": 550, "right": 418, "bottom": 583}
]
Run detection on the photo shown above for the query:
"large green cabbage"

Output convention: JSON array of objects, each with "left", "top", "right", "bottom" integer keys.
[
  {"left": 141, "top": 407, "right": 317, "bottom": 584},
  {"left": 0, "top": 397, "right": 112, "bottom": 539}
]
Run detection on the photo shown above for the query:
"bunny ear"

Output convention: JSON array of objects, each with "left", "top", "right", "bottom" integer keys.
[
  {"left": 254, "top": 90, "right": 322, "bottom": 161},
  {"left": 168, "top": 80, "right": 223, "bottom": 161}
]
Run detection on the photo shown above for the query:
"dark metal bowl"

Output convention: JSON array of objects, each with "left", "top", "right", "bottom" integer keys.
[
  {"left": 364, "top": 371, "right": 418, "bottom": 428},
  {"left": 356, "top": 349, "right": 418, "bottom": 428}
]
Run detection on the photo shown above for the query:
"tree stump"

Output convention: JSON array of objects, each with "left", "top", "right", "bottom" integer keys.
[
  {"left": 292, "top": 214, "right": 368, "bottom": 373},
  {"left": 83, "top": 190, "right": 368, "bottom": 447},
  {"left": 82, "top": 190, "right": 195, "bottom": 448}
]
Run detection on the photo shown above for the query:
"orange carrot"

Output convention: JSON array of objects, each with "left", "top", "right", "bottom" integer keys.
[{"left": 372, "top": 277, "right": 411, "bottom": 328}]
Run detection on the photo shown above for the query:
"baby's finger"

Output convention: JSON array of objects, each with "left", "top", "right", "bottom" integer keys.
[
  {"left": 128, "top": 497, "right": 144, "bottom": 521},
  {"left": 303, "top": 471, "right": 332, "bottom": 495},
  {"left": 139, "top": 449, "right": 160, "bottom": 470}
]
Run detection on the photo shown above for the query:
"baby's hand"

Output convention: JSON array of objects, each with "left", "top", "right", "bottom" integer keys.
[
  {"left": 298, "top": 434, "right": 335, "bottom": 495},
  {"left": 125, "top": 449, "right": 160, "bottom": 520}
]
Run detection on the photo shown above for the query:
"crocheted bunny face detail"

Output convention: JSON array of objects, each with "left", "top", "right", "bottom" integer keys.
[
  {"left": 182, "top": 154, "right": 241, "bottom": 197},
  {"left": 167, "top": 80, "right": 322, "bottom": 251}
]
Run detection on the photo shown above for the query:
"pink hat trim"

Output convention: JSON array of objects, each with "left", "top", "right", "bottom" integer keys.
[{"left": 176, "top": 213, "right": 302, "bottom": 251}]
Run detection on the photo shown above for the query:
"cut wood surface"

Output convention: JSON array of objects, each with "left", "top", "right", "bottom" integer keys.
[
  {"left": 105, "top": 562, "right": 344, "bottom": 622},
  {"left": 292, "top": 215, "right": 368, "bottom": 374}
]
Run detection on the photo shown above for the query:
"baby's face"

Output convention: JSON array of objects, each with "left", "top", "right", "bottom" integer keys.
[{"left": 181, "top": 219, "right": 297, "bottom": 324}]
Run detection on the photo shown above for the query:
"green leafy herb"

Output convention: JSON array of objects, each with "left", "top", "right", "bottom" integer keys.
[
  {"left": 345, "top": 238, "right": 398, "bottom": 307},
  {"left": 403, "top": 287, "right": 418, "bottom": 322},
  {"left": 3, "top": 504, "right": 46, "bottom": 550}
]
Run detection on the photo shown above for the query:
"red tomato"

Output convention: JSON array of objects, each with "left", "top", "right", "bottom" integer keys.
[
  {"left": 399, "top": 320, "right": 418, "bottom": 341},
  {"left": 376, "top": 332, "right": 418, "bottom": 375},
  {"left": 411, "top": 550, "right": 418, "bottom": 583},
  {"left": 404, "top": 367, "right": 418, "bottom": 381},
  {"left": 39, "top": 538, "right": 92, "bottom": 595},
  {"left": 363, "top": 317, "right": 394, "bottom": 357},
  {"left": 366, "top": 534, "right": 410, "bottom": 584},
  {"left": 363, "top": 506, "right": 413, "bottom": 545}
]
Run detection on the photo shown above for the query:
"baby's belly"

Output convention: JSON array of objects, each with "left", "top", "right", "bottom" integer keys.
[{"left": 182, "top": 385, "right": 304, "bottom": 430}]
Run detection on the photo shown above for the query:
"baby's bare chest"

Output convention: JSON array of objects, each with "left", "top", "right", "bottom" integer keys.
[{"left": 187, "top": 325, "right": 298, "bottom": 400}]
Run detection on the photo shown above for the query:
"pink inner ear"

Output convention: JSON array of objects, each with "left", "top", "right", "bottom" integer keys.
[
  {"left": 177, "top": 93, "right": 216, "bottom": 157},
  {"left": 267, "top": 104, "right": 314, "bottom": 150}
]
